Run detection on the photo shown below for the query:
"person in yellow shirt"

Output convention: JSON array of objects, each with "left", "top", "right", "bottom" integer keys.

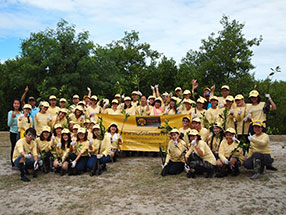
[
  {"left": 244, "top": 120, "right": 277, "bottom": 179},
  {"left": 123, "top": 97, "right": 136, "bottom": 115},
  {"left": 224, "top": 95, "right": 235, "bottom": 130},
  {"left": 106, "top": 123, "right": 123, "bottom": 162},
  {"left": 205, "top": 96, "right": 223, "bottom": 126},
  {"left": 59, "top": 98, "right": 67, "bottom": 109},
  {"left": 218, "top": 85, "right": 230, "bottom": 108},
  {"left": 181, "top": 99, "right": 194, "bottom": 116},
  {"left": 131, "top": 91, "right": 140, "bottom": 107},
  {"left": 247, "top": 90, "right": 276, "bottom": 134},
  {"left": 71, "top": 124, "right": 81, "bottom": 142},
  {"left": 51, "top": 108, "right": 68, "bottom": 130},
  {"left": 192, "top": 97, "right": 206, "bottom": 121},
  {"left": 17, "top": 104, "right": 33, "bottom": 138},
  {"left": 103, "top": 99, "right": 122, "bottom": 115},
  {"left": 87, "top": 124, "right": 112, "bottom": 176},
  {"left": 179, "top": 116, "right": 192, "bottom": 146},
  {"left": 69, "top": 105, "right": 85, "bottom": 126},
  {"left": 161, "top": 129, "right": 187, "bottom": 176},
  {"left": 85, "top": 95, "right": 101, "bottom": 120},
  {"left": 165, "top": 97, "right": 178, "bottom": 115},
  {"left": 150, "top": 98, "right": 164, "bottom": 116},
  {"left": 148, "top": 95, "right": 155, "bottom": 107},
  {"left": 136, "top": 96, "right": 150, "bottom": 115},
  {"left": 53, "top": 128, "right": 71, "bottom": 176},
  {"left": 185, "top": 129, "right": 216, "bottom": 178},
  {"left": 69, "top": 94, "right": 80, "bottom": 112},
  {"left": 53, "top": 123, "right": 63, "bottom": 146},
  {"left": 36, "top": 126, "right": 55, "bottom": 173},
  {"left": 47, "top": 95, "right": 61, "bottom": 119},
  {"left": 216, "top": 128, "right": 244, "bottom": 177},
  {"left": 13, "top": 128, "right": 38, "bottom": 182},
  {"left": 34, "top": 101, "right": 51, "bottom": 136},
  {"left": 69, "top": 127, "right": 90, "bottom": 175},
  {"left": 234, "top": 94, "right": 250, "bottom": 137},
  {"left": 191, "top": 117, "right": 210, "bottom": 143},
  {"left": 207, "top": 122, "right": 224, "bottom": 160}
]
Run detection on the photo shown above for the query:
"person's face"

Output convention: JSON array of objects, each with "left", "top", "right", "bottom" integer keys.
[
  {"left": 162, "top": 96, "right": 168, "bottom": 102},
  {"left": 221, "top": 89, "right": 230, "bottom": 97},
  {"left": 185, "top": 103, "right": 191, "bottom": 110},
  {"left": 42, "top": 131, "right": 50, "bottom": 139},
  {"left": 182, "top": 118, "right": 190, "bottom": 127},
  {"left": 42, "top": 107, "right": 48, "bottom": 113},
  {"left": 184, "top": 94, "right": 191, "bottom": 99},
  {"left": 75, "top": 109, "right": 82, "bottom": 116},
  {"left": 84, "top": 123, "right": 90, "bottom": 128},
  {"left": 254, "top": 125, "right": 263, "bottom": 134},
  {"left": 93, "top": 128, "right": 101, "bottom": 136},
  {"left": 188, "top": 135, "right": 197, "bottom": 142},
  {"left": 72, "top": 129, "right": 78, "bottom": 134},
  {"left": 149, "top": 98, "right": 155, "bottom": 105},
  {"left": 170, "top": 100, "right": 176, "bottom": 107},
  {"left": 125, "top": 100, "right": 131, "bottom": 106},
  {"left": 69, "top": 123, "right": 74, "bottom": 131},
  {"left": 91, "top": 99, "right": 97, "bottom": 105},
  {"left": 59, "top": 112, "right": 66, "bottom": 118},
  {"left": 235, "top": 99, "right": 240, "bottom": 106},
  {"left": 213, "top": 126, "right": 222, "bottom": 135},
  {"left": 78, "top": 132, "right": 85, "bottom": 140},
  {"left": 59, "top": 101, "right": 66, "bottom": 108},
  {"left": 115, "top": 97, "right": 121, "bottom": 102},
  {"left": 204, "top": 90, "right": 210, "bottom": 97},
  {"left": 63, "top": 134, "right": 69, "bottom": 142},
  {"left": 140, "top": 96, "right": 147, "bottom": 105},
  {"left": 192, "top": 122, "right": 200, "bottom": 129},
  {"left": 56, "top": 128, "right": 62, "bottom": 135},
  {"left": 210, "top": 99, "right": 218, "bottom": 108},
  {"left": 23, "top": 108, "right": 31, "bottom": 115},
  {"left": 73, "top": 98, "right": 79, "bottom": 104},
  {"left": 112, "top": 103, "right": 118, "bottom": 109},
  {"left": 226, "top": 101, "right": 233, "bottom": 108},
  {"left": 250, "top": 97, "right": 258, "bottom": 103},
  {"left": 28, "top": 100, "right": 36, "bottom": 107},
  {"left": 131, "top": 94, "right": 138, "bottom": 101},
  {"left": 49, "top": 99, "right": 57, "bottom": 106},
  {"left": 176, "top": 90, "right": 182, "bottom": 96},
  {"left": 110, "top": 126, "right": 117, "bottom": 133},
  {"left": 197, "top": 102, "right": 203, "bottom": 109},
  {"left": 25, "top": 132, "right": 35, "bottom": 142},
  {"left": 225, "top": 132, "right": 234, "bottom": 143},
  {"left": 13, "top": 100, "right": 20, "bottom": 110},
  {"left": 154, "top": 101, "right": 161, "bottom": 108},
  {"left": 85, "top": 97, "right": 90, "bottom": 103},
  {"left": 171, "top": 132, "right": 179, "bottom": 141}
]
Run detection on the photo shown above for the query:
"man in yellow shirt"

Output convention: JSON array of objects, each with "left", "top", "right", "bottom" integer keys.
[
  {"left": 47, "top": 95, "right": 60, "bottom": 118},
  {"left": 131, "top": 91, "right": 140, "bottom": 107},
  {"left": 136, "top": 96, "right": 150, "bottom": 115},
  {"left": 12, "top": 128, "right": 38, "bottom": 182},
  {"left": 218, "top": 85, "right": 230, "bottom": 108},
  {"left": 244, "top": 120, "right": 277, "bottom": 179},
  {"left": 191, "top": 117, "right": 210, "bottom": 142}
]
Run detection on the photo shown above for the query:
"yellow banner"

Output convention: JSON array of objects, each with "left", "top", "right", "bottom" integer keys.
[{"left": 98, "top": 114, "right": 188, "bottom": 152}]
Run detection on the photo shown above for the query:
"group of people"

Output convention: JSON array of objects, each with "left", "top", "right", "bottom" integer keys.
[{"left": 7, "top": 81, "right": 277, "bottom": 182}]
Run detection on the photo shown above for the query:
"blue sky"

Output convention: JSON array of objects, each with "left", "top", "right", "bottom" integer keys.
[{"left": 0, "top": 0, "right": 285, "bottom": 81}]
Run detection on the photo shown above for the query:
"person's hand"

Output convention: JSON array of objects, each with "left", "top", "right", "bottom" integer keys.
[
  {"left": 211, "top": 85, "right": 215, "bottom": 91},
  {"left": 80, "top": 115, "right": 85, "bottom": 120},
  {"left": 248, "top": 133, "right": 253, "bottom": 141},
  {"left": 97, "top": 154, "right": 103, "bottom": 159},
  {"left": 58, "top": 161, "right": 62, "bottom": 167},
  {"left": 224, "top": 160, "right": 229, "bottom": 165},
  {"left": 90, "top": 112, "right": 95, "bottom": 116},
  {"left": 71, "top": 161, "right": 77, "bottom": 168},
  {"left": 150, "top": 85, "right": 155, "bottom": 90},
  {"left": 51, "top": 135, "right": 55, "bottom": 141},
  {"left": 162, "top": 162, "right": 168, "bottom": 169},
  {"left": 191, "top": 140, "right": 197, "bottom": 147},
  {"left": 229, "top": 158, "right": 236, "bottom": 166},
  {"left": 71, "top": 141, "right": 76, "bottom": 146},
  {"left": 247, "top": 113, "right": 252, "bottom": 119},
  {"left": 238, "top": 108, "right": 242, "bottom": 115},
  {"left": 265, "top": 94, "right": 271, "bottom": 99},
  {"left": 232, "top": 136, "right": 239, "bottom": 143},
  {"left": 121, "top": 94, "right": 125, "bottom": 99},
  {"left": 118, "top": 134, "right": 122, "bottom": 140},
  {"left": 192, "top": 113, "right": 197, "bottom": 119},
  {"left": 56, "top": 142, "right": 61, "bottom": 148},
  {"left": 138, "top": 91, "right": 142, "bottom": 96},
  {"left": 47, "top": 115, "right": 52, "bottom": 121},
  {"left": 184, "top": 164, "right": 190, "bottom": 172},
  {"left": 89, "top": 140, "right": 93, "bottom": 146},
  {"left": 11, "top": 111, "right": 17, "bottom": 118},
  {"left": 24, "top": 85, "right": 29, "bottom": 93},
  {"left": 155, "top": 84, "right": 159, "bottom": 89},
  {"left": 218, "top": 104, "right": 224, "bottom": 108},
  {"left": 24, "top": 153, "right": 32, "bottom": 159},
  {"left": 230, "top": 109, "right": 234, "bottom": 115},
  {"left": 34, "top": 161, "right": 39, "bottom": 170},
  {"left": 87, "top": 87, "right": 91, "bottom": 92}
]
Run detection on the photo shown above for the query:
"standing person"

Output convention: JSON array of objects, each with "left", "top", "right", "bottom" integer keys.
[
  {"left": 179, "top": 116, "right": 192, "bottom": 147},
  {"left": 224, "top": 96, "right": 235, "bottom": 130},
  {"left": 17, "top": 104, "right": 33, "bottom": 138},
  {"left": 69, "top": 105, "right": 85, "bottom": 126},
  {"left": 47, "top": 95, "right": 60, "bottom": 119},
  {"left": 131, "top": 91, "right": 139, "bottom": 107},
  {"left": 59, "top": 98, "right": 68, "bottom": 109},
  {"left": 218, "top": 85, "right": 230, "bottom": 108},
  {"left": 51, "top": 108, "right": 68, "bottom": 130},
  {"left": 165, "top": 97, "right": 178, "bottom": 115},
  {"left": 161, "top": 129, "right": 187, "bottom": 176},
  {"left": 106, "top": 123, "right": 122, "bottom": 162},
  {"left": 244, "top": 120, "right": 277, "bottom": 179},
  {"left": 148, "top": 95, "right": 155, "bottom": 107},
  {"left": 69, "top": 94, "right": 80, "bottom": 112},
  {"left": 85, "top": 95, "right": 101, "bottom": 120},
  {"left": 136, "top": 96, "right": 150, "bottom": 115},
  {"left": 192, "top": 97, "right": 207, "bottom": 120},
  {"left": 34, "top": 101, "right": 51, "bottom": 136},
  {"left": 12, "top": 128, "right": 38, "bottom": 182},
  {"left": 205, "top": 96, "right": 223, "bottom": 125},
  {"left": 8, "top": 99, "right": 21, "bottom": 169},
  {"left": 234, "top": 94, "right": 250, "bottom": 141},
  {"left": 123, "top": 97, "right": 136, "bottom": 115},
  {"left": 150, "top": 98, "right": 164, "bottom": 116},
  {"left": 181, "top": 99, "right": 194, "bottom": 116},
  {"left": 185, "top": 129, "right": 216, "bottom": 178},
  {"left": 247, "top": 90, "right": 276, "bottom": 134},
  {"left": 216, "top": 128, "right": 244, "bottom": 177}
]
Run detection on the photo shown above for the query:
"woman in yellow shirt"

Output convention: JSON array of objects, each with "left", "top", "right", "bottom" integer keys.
[
  {"left": 106, "top": 123, "right": 122, "bottom": 162},
  {"left": 207, "top": 122, "right": 224, "bottom": 160},
  {"left": 185, "top": 129, "right": 216, "bottom": 178},
  {"left": 17, "top": 104, "right": 33, "bottom": 138},
  {"left": 122, "top": 97, "right": 136, "bottom": 115},
  {"left": 165, "top": 97, "right": 178, "bottom": 115},
  {"left": 150, "top": 98, "right": 164, "bottom": 116}
]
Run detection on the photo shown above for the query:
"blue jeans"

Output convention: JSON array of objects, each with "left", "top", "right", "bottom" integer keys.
[
  {"left": 76, "top": 156, "right": 89, "bottom": 173},
  {"left": 14, "top": 156, "right": 34, "bottom": 168},
  {"left": 87, "top": 155, "right": 111, "bottom": 169}
]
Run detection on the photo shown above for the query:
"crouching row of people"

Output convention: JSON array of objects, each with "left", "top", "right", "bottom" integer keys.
[
  {"left": 12, "top": 123, "right": 122, "bottom": 182},
  {"left": 161, "top": 120, "right": 276, "bottom": 179}
]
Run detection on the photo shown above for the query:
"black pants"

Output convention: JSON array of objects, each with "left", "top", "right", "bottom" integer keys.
[
  {"left": 10, "top": 132, "right": 18, "bottom": 167},
  {"left": 163, "top": 161, "right": 184, "bottom": 175},
  {"left": 187, "top": 153, "right": 215, "bottom": 174},
  {"left": 244, "top": 152, "right": 274, "bottom": 169}
]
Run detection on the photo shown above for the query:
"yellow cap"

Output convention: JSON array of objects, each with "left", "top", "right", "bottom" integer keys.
[
  {"left": 210, "top": 96, "right": 219, "bottom": 101},
  {"left": 192, "top": 117, "right": 201, "bottom": 123},
  {"left": 235, "top": 94, "right": 244, "bottom": 100},
  {"left": 197, "top": 97, "right": 206, "bottom": 104},
  {"left": 175, "top": 87, "right": 182, "bottom": 92},
  {"left": 221, "top": 85, "right": 230, "bottom": 90},
  {"left": 92, "top": 124, "right": 100, "bottom": 130},
  {"left": 182, "top": 116, "right": 191, "bottom": 121},
  {"left": 49, "top": 95, "right": 57, "bottom": 100},
  {"left": 114, "top": 94, "right": 121, "bottom": 98},
  {"left": 204, "top": 87, "right": 210, "bottom": 91},
  {"left": 41, "top": 126, "right": 51, "bottom": 133},
  {"left": 109, "top": 122, "right": 118, "bottom": 128},
  {"left": 249, "top": 90, "right": 259, "bottom": 98},
  {"left": 148, "top": 95, "right": 155, "bottom": 100},
  {"left": 188, "top": 129, "right": 199, "bottom": 136},
  {"left": 78, "top": 101, "right": 85, "bottom": 105},
  {"left": 84, "top": 119, "right": 90, "bottom": 124},
  {"left": 59, "top": 108, "right": 68, "bottom": 114},
  {"left": 124, "top": 96, "right": 131, "bottom": 101},
  {"left": 253, "top": 120, "right": 264, "bottom": 127},
  {"left": 169, "top": 128, "right": 180, "bottom": 134},
  {"left": 59, "top": 98, "right": 67, "bottom": 103},
  {"left": 61, "top": 128, "right": 70, "bottom": 134},
  {"left": 91, "top": 95, "right": 98, "bottom": 100},
  {"left": 72, "top": 124, "right": 81, "bottom": 130},
  {"left": 111, "top": 99, "right": 119, "bottom": 104},
  {"left": 155, "top": 97, "right": 162, "bottom": 103},
  {"left": 42, "top": 101, "right": 50, "bottom": 108},
  {"left": 183, "top": 90, "right": 191, "bottom": 95},
  {"left": 170, "top": 96, "right": 178, "bottom": 102},
  {"left": 131, "top": 91, "right": 139, "bottom": 95},
  {"left": 75, "top": 105, "right": 83, "bottom": 112},
  {"left": 162, "top": 92, "right": 169, "bottom": 97},
  {"left": 184, "top": 99, "right": 195, "bottom": 104},
  {"left": 89, "top": 120, "right": 96, "bottom": 125},
  {"left": 54, "top": 123, "right": 63, "bottom": 129},
  {"left": 226, "top": 95, "right": 234, "bottom": 102},
  {"left": 23, "top": 104, "right": 32, "bottom": 109},
  {"left": 73, "top": 95, "right": 80, "bottom": 99},
  {"left": 78, "top": 127, "right": 86, "bottom": 134},
  {"left": 225, "top": 128, "right": 236, "bottom": 134},
  {"left": 214, "top": 122, "right": 223, "bottom": 129}
]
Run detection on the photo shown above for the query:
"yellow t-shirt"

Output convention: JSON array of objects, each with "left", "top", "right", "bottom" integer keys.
[
  {"left": 12, "top": 138, "right": 38, "bottom": 162},
  {"left": 248, "top": 133, "right": 272, "bottom": 158},
  {"left": 86, "top": 106, "right": 101, "bottom": 119},
  {"left": 179, "top": 127, "right": 191, "bottom": 146},
  {"left": 17, "top": 115, "right": 32, "bottom": 133},
  {"left": 165, "top": 139, "right": 187, "bottom": 163},
  {"left": 234, "top": 106, "right": 250, "bottom": 135},
  {"left": 34, "top": 112, "right": 51, "bottom": 136},
  {"left": 205, "top": 107, "right": 222, "bottom": 124},
  {"left": 47, "top": 106, "right": 61, "bottom": 119},
  {"left": 88, "top": 136, "right": 111, "bottom": 156},
  {"left": 218, "top": 139, "right": 244, "bottom": 163},
  {"left": 247, "top": 102, "right": 267, "bottom": 125}
]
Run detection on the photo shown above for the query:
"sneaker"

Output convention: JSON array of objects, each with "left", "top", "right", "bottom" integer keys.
[
  {"left": 250, "top": 173, "right": 261, "bottom": 179},
  {"left": 21, "top": 176, "right": 31, "bottom": 182},
  {"left": 266, "top": 165, "right": 278, "bottom": 171}
]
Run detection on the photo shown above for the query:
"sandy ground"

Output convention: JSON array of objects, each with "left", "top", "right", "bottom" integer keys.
[{"left": 0, "top": 132, "right": 286, "bottom": 215}]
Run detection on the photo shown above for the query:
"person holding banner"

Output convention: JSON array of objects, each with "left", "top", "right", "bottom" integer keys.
[
  {"left": 161, "top": 129, "right": 187, "bottom": 176},
  {"left": 123, "top": 97, "right": 136, "bottom": 115},
  {"left": 185, "top": 129, "right": 216, "bottom": 178},
  {"left": 17, "top": 104, "right": 33, "bottom": 139},
  {"left": 150, "top": 98, "right": 164, "bottom": 116},
  {"left": 244, "top": 120, "right": 277, "bottom": 179},
  {"left": 216, "top": 128, "right": 244, "bottom": 177},
  {"left": 106, "top": 123, "right": 122, "bottom": 162}
]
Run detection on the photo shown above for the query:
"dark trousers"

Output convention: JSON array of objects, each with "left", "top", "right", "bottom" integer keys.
[
  {"left": 76, "top": 156, "right": 89, "bottom": 174},
  {"left": 164, "top": 161, "right": 184, "bottom": 175},
  {"left": 10, "top": 132, "right": 18, "bottom": 167},
  {"left": 244, "top": 152, "right": 274, "bottom": 169},
  {"left": 187, "top": 153, "right": 215, "bottom": 174}
]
